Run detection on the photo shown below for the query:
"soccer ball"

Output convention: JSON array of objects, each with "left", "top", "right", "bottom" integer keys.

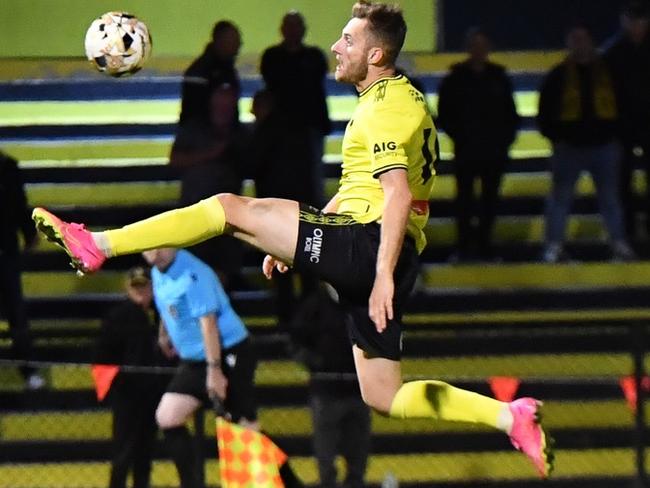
[{"left": 84, "top": 12, "right": 152, "bottom": 77}]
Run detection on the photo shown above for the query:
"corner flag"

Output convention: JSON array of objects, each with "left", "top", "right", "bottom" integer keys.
[{"left": 216, "top": 417, "right": 287, "bottom": 488}]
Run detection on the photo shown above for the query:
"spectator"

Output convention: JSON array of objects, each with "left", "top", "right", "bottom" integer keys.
[
  {"left": 604, "top": 0, "right": 650, "bottom": 240},
  {"left": 143, "top": 248, "right": 258, "bottom": 488},
  {"left": 250, "top": 89, "right": 318, "bottom": 324},
  {"left": 95, "top": 266, "right": 167, "bottom": 488},
  {"left": 261, "top": 11, "right": 332, "bottom": 206},
  {"left": 538, "top": 24, "right": 636, "bottom": 263},
  {"left": 0, "top": 151, "right": 43, "bottom": 389},
  {"left": 437, "top": 28, "right": 520, "bottom": 261},
  {"left": 251, "top": 89, "right": 317, "bottom": 205},
  {"left": 178, "top": 20, "right": 241, "bottom": 128},
  {"left": 173, "top": 20, "right": 245, "bottom": 289},
  {"left": 170, "top": 83, "right": 249, "bottom": 290},
  {"left": 289, "top": 284, "right": 370, "bottom": 488}
]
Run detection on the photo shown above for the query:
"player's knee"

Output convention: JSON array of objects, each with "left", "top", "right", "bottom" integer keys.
[
  {"left": 156, "top": 403, "right": 180, "bottom": 429},
  {"left": 155, "top": 404, "right": 168, "bottom": 428},
  {"left": 216, "top": 192, "right": 272, "bottom": 221}
]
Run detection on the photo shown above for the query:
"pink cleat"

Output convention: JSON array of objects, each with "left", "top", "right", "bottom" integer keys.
[
  {"left": 508, "top": 397, "right": 554, "bottom": 478},
  {"left": 32, "top": 207, "right": 106, "bottom": 275}
]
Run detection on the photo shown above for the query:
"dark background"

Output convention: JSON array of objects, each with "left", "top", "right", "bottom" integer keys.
[{"left": 439, "top": 0, "right": 631, "bottom": 51}]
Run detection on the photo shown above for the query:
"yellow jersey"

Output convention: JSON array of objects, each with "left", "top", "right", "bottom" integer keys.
[{"left": 337, "top": 74, "right": 438, "bottom": 253}]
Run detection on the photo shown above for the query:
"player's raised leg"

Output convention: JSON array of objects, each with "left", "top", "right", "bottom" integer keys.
[
  {"left": 351, "top": 345, "right": 554, "bottom": 478},
  {"left": 33, "top": 194, "right": 300, "bottom": 274}
]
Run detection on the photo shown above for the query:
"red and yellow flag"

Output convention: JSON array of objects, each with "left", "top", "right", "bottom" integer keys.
[{"left": 216, "top": 417, "right": 287, "bottom": 488}]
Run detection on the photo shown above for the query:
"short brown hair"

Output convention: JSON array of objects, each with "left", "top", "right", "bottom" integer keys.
[{"left": 352, "top": 1, "right": 407, "bottom": 65}]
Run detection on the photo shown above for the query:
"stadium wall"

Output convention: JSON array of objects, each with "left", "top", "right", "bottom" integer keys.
[{"left": 0, "top": 0, "right": 436, "bottom": 58}]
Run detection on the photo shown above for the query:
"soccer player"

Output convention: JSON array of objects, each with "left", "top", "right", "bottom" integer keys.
[{"left": 32, "top": 1, "right": 553, "bottom": 477}]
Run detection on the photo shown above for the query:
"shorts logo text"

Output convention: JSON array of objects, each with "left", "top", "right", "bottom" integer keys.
[{"left": 304, "top": 228, "right": 324, "bottom": 263}]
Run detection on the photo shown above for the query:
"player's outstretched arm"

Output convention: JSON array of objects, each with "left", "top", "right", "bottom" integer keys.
[{"left": 370, "top": 169, "right": 411, "bottom": 332}]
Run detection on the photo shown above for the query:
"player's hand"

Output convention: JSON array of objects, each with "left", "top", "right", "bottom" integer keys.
[
  {"left": 206, "top": 366, "right": 228, "bottom": 400},
  {"left": 369, "top": 271, "right": 394, "bottom": 333},
  {"left": 262, "top": 254, "right": 289, "bottom": 279}
]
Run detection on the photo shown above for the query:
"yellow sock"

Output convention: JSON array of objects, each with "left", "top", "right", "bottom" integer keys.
[
  {"left": 389, "top": 380, "right": 505, "bottom": 429},
  {"left": 104, "top": 196, "right": 226, "bottom": 256}
]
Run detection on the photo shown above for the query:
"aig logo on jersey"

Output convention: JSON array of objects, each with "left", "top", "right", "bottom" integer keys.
[
  {"left": 373, "top": 141, "right": 397, "bottom": 153},
  {"left": 373, "top": 141, "right": 400, "bottom": 161},
  {"left": 303, "top": 227, "right": 324, "bottom": 263}
]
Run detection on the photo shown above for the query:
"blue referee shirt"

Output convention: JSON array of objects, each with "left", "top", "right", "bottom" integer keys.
[{"left": 151, "top": 249, "right": 248, "bottom": 361}]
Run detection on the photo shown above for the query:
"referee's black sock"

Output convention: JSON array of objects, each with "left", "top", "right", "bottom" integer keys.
[
  {"left": 279, "top": 461, "right": 305, "bottom": 488},
  {"left": 163, "top": 426, "right": 203, "bottom": 488}
]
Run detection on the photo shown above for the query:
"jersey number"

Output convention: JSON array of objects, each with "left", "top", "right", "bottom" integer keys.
[{"left": 420, "top": 128, "right": 437, "bottom": 184}]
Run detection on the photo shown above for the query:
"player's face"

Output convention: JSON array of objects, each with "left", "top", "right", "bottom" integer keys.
[{"left": 331, "top": 17, "right": 370, "bottom": 84}]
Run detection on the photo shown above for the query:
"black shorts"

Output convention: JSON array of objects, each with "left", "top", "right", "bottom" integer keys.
[
  {"left": 166, "top": 338, "right": 257, "bottom": 422},
  {"left": 293, "top": 204, "right": 419, "bottom": 360}
]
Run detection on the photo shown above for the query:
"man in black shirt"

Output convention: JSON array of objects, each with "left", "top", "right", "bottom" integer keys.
[
  {"left": 437, "top": 29, "right": 520, "bottom": 261},
  {"left": 261, "top": 11, "right": 331, "bottom": 206},
  {"left": 0, "top": 151, "right": 42, "bottom": 388},
  {"left": 178, "top": 20, "right": 241, "bottom": 127},
  {"left": 171, "top": 83, "right": 249, "bottom": 289},
  {"left": 289, "top": 284, "right": 371, "bottom": 488},
  {"left": 604, "top": 1, "right": 650, "bottom": 239}
]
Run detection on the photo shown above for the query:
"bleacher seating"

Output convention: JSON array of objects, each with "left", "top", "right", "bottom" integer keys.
[{"left": 1, "top": 69, "right": 650, "bottom": 487}]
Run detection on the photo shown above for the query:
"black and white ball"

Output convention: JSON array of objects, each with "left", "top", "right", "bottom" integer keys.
[{"left": 84, "top": 12, "right": 152, "bottom": 77}]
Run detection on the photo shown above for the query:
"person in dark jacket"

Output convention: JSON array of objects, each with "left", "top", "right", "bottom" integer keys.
[
  {"left": 437, "top": 28, "right": 520, "bottom": 261},
  {"left": 171, "top": 82, "right": 249, "bottom": 290},
  {"left": 261, "top": 11, "right": 332, "bottom": 207},
  {"left": 250, "top": 89, "right": 318, "bottom": 325},
  {"left": 178, "top": 20, "right": 241, "bottom": 128},
  {"left": 604, "top": 0, "right": 650, "bottom": 239},
  {"left": 95, "top": 266, "right": 168, "bottom": 488},
  {"left": 289, "top": 284, "right": 371, "bottom": 488},
  {"left": 538, "top": 24, "right": 635, "bottom": 263},
  {"left": 0, "top": 151, "right": 43, "bottom": 389}
]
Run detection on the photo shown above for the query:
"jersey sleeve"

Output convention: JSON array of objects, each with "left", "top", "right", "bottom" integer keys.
[
  {"left": 185, "top": 269, "right": 221, "bottom": 319},
  {"left": 364, "top": 104, "right": 418, "bottom": 178}
]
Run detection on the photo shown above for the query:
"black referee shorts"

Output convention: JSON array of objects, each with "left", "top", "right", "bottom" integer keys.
[
  {"left": 166, "top": 338, "right": 257, "bottom": 422},
  {"left": 293, "top": 204, "right": 419, "bottom": 360}
]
